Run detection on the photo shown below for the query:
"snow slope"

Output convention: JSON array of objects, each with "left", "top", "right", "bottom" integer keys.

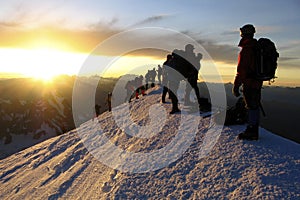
[{"left": 0, "top": 87, "right": 299, "bottom": 199}]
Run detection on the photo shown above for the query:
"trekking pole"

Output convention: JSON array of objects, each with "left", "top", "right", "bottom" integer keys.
[{"left": 259, "top": 102, "right": 266, "bottom": 117}]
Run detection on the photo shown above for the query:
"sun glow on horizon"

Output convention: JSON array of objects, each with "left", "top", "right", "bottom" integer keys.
[
  {"left": 0, "top": 47, "right": 88, "bottom": 81},
  {"left": 22, "top": 48, "right": 69, "bottom": 81},
  {"left": 0, "top": 47, "right": 299, "bottom": 87}
]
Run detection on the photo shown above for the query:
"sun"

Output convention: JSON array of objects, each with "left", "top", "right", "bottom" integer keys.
[
  {"left": 30, "top": 71, "right": 55, "bottom": 83},
  {"left": 0, "top": 47, "right": 88, "bottom": 81},
  {"left": 21, "top": 47, "right": 72, "bottom": 82}
]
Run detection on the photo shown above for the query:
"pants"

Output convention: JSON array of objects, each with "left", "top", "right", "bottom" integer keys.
[
  {"left": 168, "top": 80, "right": 180, "bottom": 110},
  {"left": 162, "top": 86, "right": 168, "bottom": 102},
  {"left": 185, "top": 75, "right": 201, "bottom": 104},
  {"left": 243, "top": 86, "right": 261, "bottom": 126}
]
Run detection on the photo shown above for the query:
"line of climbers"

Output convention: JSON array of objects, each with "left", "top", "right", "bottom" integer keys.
[
  {"left": 95, "top": 24, "right": 279, "bottom": 141},
  {"left": 123, "top": 43, "right": 211, "bottom": 114}
]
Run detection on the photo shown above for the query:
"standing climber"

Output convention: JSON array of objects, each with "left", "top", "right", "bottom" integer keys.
[{"left": 233, "top": 24, "right": 262, "bottom": 140}]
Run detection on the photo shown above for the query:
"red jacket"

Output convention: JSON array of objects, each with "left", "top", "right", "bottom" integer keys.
[{"left": 234, "top": 38, "right": 263, "bottom": 89}]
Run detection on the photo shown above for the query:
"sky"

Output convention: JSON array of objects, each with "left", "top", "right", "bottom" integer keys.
[{"left": 0, "top": 0, "right": 299, "bottom": 86}]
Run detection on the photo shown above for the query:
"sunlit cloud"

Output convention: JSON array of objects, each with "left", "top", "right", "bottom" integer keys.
[{"left": 0, "top": 12, "right": 299, "bottom": 74}]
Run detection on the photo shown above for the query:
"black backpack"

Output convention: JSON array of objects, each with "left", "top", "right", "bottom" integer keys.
[
  {"left": 170, "top": 49, "right": 194, "bottom": 79},
  {"left": 255, "top": 38, "right": 279, "bottom": 82},
  {"left": 224, "top": 97, "right": 247, "bottom": 125},
  {"left": 214, "top": 97, "right": 247, "bottom": 126}
]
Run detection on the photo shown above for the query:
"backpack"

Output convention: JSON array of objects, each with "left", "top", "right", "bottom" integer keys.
[
  {"left": 170, "top": 50, "right": 194, "bottom": 79},
  {"left": 214, "top": 97, "right": 247, "bottom": 125},
  {"left": 225, "top": 97, "right": 247, "bottom": 125},
  {"left": 255, "top": 38, "right": 279, "bottom": 82}
]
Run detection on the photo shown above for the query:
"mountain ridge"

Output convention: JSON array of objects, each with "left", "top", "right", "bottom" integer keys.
[{"left": 0, "top": 86, "right": 299, "bottom": 199}]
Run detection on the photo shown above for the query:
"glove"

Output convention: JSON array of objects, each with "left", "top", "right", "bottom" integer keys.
[{"left": 232, "top": 85, "right": 240, "bottom": 97}]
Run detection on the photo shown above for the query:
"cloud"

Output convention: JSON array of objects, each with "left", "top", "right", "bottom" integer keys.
[
  {"left": 0, "top": 14, "right": 123, "bottom": 52},
  {"left": 0, "top": 20, "right": 240, "bottom": 64},
  {"left": 195, "top": 39, "right": 238, "bottom": 64},
  {"left": 279, "top": 57, "right": 300, "bottom": 62},
  {"left": 277, "top": 57, "right": 300, "bottom": 69},
  {"left": 0, "top": 11, "right": 169, "bottom": 53},
  {"left": 0, "top": 14, "right": 298, "bottom": 71},
  {"left": 0, "top": 21, "right": 23, "bottom": 28},
  {"left": 256, "top": 25, "right": 283, "bottom": 34},
  {"left": 222, "top": 25, "right": 283, "bottom": 36},
  {"left": 130, "top": 14, "right": 169, "bottom": 27},
  {"left": 0, "top": 13, "right": 169, "bottom": 55},
  {"left": 221, "top": 30, "right": 239, "bottom": 36},
  {"left": 89, "top": 17, "right": 120, "bottom": 30}
]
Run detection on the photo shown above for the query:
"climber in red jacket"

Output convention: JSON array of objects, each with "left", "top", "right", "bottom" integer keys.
[{"left": 233, "top": 24, "right": 263, "bottom": 140}]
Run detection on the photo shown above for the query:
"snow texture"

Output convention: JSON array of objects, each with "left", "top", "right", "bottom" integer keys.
[{"left": 0, "top": 86, "right": 299, "bottom": 199}]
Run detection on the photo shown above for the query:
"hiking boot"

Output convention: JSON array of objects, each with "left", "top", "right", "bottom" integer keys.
[
  {"left": 238, "top": 125, "right": 259, "bottom": 140},
  {"left": 170, "top": 108, "right": 181, "bottom": 114}
]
